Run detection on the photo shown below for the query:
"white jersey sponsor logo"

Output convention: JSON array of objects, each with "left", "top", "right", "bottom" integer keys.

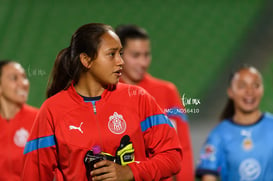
[{"left": 239, "top": 158, "right": 261, "bottom": 181}]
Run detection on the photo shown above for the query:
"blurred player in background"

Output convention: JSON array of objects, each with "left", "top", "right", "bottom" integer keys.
[
  {"left": 21, "top": 23, "right": 182, "bottom": 181},
  {"left": 115, "top": 24, "right": 194, "bottom": 181},
  {"left": 0, "top": 60, "right": 38, "bottom": 180},
  {"left": 196, "top": 65, "right": 273, "bottom": 181}
]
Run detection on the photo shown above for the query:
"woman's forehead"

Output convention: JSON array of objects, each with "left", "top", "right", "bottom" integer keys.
[
  {"left": 100, "top": 31, "right": 121, "bottom": 48},
  {"left": 233, "top": 68, "right": 262, "bottom": 82},
  {"left": 3, "top": 63, "right": 25, "bottom": 74}
]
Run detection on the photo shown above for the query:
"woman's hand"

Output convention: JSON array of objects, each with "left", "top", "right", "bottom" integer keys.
[{"left": 90, "top": 160, "right": 134, "bottom": 181}]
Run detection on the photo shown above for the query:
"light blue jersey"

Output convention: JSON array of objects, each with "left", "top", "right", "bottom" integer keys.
[{"left": 196, "top": 113, "right": 273, "bottom": 181}]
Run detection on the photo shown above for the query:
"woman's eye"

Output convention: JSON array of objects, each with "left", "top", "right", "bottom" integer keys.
[
  {"left": 10, "top": 75, "right": 17, "bottom": 81},
  {"left": 119, "top": 51, "right": 123, "bottom": 56},
  {"left": 253, "top": 83, "right": 260, "bottom": 89},
  {"left": 109, "top": 52, "right": 115, "bottom": 57}
]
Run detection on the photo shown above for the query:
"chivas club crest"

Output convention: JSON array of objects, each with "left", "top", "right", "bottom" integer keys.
[{"left": 108, "top": 112, "right": 126, "bottom": 134}]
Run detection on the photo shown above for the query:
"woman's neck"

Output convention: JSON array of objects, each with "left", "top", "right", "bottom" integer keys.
[
  {"left": 74, "top": 74, "right": 105, "bottom": 97},
  {"left": 120, "top": 74, "right": 139, "bottom": 85},
  {"left": 233, "top": 110, "right": 262, "bottom": 125},
  {"left": 0, "top": 98, "right": 22, "bottom": 120}
]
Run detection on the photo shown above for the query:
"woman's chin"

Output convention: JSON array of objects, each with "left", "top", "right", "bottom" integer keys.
[{"left": 240, "top": 106, "right": 259, "bottom": 114}]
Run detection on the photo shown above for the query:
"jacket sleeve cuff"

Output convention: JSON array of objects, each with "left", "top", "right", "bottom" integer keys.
[{"left": 128, "top": 162, "right": 141, "bottom": 181}]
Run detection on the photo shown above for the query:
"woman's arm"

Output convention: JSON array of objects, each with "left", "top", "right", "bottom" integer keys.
[
  {"left": 128, "top": 89, "right": 183, "bottom": 180},
  {"left": 21, "top": 102, "right": 58, "bottom": 181}
]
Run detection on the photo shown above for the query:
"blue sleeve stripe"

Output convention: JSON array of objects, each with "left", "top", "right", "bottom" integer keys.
[
  {"left": 166, "top": 107, "right": 188, "bottom": 121},
  {"left": 24, "top": 135, "right": 56, "bottom": 154},
  {"left": 141, "top": 114, "right": 174, "bottom": 132}
]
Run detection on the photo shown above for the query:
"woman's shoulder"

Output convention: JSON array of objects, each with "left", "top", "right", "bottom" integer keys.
[
  {"left": 39, "top": 89, "right": 74, "bottom": 111},
  {"left": 116, "top": 82, "right": 145, "bottom": 90},
  {"left": 262, "top": 112, "right": 273, "bottom": 123},
  {"left": 19, "top": 104, "right": 39, "bottom": 119},
  {"left": 115, "top": 83, "right": 149, "bottom": 96},
  {"left": 46, "top": 89, "right": 70, "bottom": 102},
  {"left": 264, "top": 112, "right": 273, "bottom": 118},
  {"left": 23, "top": 104, "right": 39, "bottom": 112},
  {"left": 209, "top": 120, "right": 234, "bottom": 134}
]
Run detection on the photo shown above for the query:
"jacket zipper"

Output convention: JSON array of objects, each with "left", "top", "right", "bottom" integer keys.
[
  {"left": 92, "top": 101, "right": 104, "bottom": 150},
  {"left": 92, "top": 102, "right": 97, "bottom": 115}
]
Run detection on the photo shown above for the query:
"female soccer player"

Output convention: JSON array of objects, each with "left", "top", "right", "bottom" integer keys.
[
  {"left": 116, "top": 24, "right": 194, "bottom": 181},
  {"left": 21, "top": 23, "right": 182, "bottom": 181},
  {"left": 196, "top": 65, "right": 273, "bottom": 181},
  {"left": 0, "top": 60, "right": 38, "bottom": 180}
]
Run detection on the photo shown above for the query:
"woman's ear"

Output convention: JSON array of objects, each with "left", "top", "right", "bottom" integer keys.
[{"left": 79, "top": 53, "right": 92, "bottom": 69}]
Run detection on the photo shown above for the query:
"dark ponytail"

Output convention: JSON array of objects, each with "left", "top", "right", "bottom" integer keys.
[
  {"left": 46, "top": 23, "right": 114, "bottom": 98},
  {"left": 46, "top": 48, "right": 75, "bottom": 98},
  {"left": 219, "top": 64, "right": 261, "bottom": 121},
  {"left": 219, "top": 70, "right": 237, "bottom": 121},
  {"left": 219, "top": 98, "right": 234, "bottom": 121}
]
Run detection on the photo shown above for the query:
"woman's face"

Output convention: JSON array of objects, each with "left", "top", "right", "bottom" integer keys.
[
  {"left": 0, "top": 63, "right": 29, "bottom": 105},
  {"left": 228, "top": 68, "right": 263, "bottom": 114},
  {"left": 121, "top": 38, "right": 151, "bottom": 83},
  {"left": 88, "top": 31, "right": 124, "bottom": 86}
]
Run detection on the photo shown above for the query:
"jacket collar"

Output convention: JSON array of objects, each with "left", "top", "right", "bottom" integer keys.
[{"left": 67, "top": 83, "right": 116, "bottom": 106}]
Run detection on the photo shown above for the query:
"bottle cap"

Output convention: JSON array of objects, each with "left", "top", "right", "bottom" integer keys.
[{"left": 92, "top": 145, "right": 101, "bottom": 154}]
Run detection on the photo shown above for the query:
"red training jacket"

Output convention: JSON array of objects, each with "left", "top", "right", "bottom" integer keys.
[
  {"left": 0, "top": 104, "right": 38, "bottom": 181},
  {"left": 22, "top": 83, "right": 182, "bottom": 181},
  {"left": 137, "top": 73, "right": 194, "bottom": 181}
]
